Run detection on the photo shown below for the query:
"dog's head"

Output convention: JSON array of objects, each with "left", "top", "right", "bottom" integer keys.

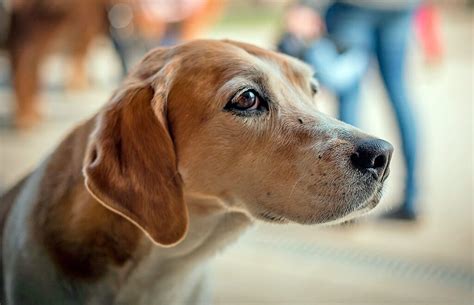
[{"left": 83, "top": 40, "right": 393, "bottom": 247}]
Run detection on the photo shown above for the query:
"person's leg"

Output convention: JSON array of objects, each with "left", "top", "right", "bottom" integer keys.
[
  {"left": 337, "top": 84, "right": 362, "bottom": 126},
  {"left": 376, "top": 10, "right": 419, "bottom": 218},
  {"left": 324, "top": 2, "right": 374, "bottom": 126}
]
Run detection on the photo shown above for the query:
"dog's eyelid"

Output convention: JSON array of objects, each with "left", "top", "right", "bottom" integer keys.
[{"left": 229, "top": 85, "right": 266, "bottom": 102}]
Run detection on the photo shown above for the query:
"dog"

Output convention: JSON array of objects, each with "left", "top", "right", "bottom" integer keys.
[
  {"left": 6, "top": 0, "right": 224, "bottom": 129},
  {"left": 7, "top": 0, "right": 110, "bottom": 128},
  {"left": 0, "top": 39, "right": 393, "bottom": 305}
]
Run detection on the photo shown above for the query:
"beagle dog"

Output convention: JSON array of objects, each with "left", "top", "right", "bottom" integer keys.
[{"left": 0, "top": 39, "right": 393, "bottom": 305}]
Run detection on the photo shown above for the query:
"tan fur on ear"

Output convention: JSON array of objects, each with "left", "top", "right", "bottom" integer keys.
[{"left": 83, "top": 84, "right": 188, "bottom": 247}]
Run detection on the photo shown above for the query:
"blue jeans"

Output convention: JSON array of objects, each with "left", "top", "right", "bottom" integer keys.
[
  {"left": 305, "top": 37, "right": 369, "bottom": 94},
  {"left": 321, "top": 2, "right": 419, "bottom": 212}
]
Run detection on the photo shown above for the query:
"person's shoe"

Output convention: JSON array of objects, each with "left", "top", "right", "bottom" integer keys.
[{"left": 381, "top": 207, "right": 417, "bottom": 221}]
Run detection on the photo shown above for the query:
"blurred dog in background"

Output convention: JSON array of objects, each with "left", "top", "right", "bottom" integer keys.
[{"left": 2, "top": 0, "right": 224, "bottom": 128}]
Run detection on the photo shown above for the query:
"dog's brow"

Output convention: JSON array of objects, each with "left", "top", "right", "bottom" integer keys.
[
  {"left": 287, "top": 64, "right": 313, "bottom": 86},
  {"left": 216, "top": 75, "right": 262, "bottom": 102},
  {"left": 262, "top": 56, "right": 313, "bottom": 90}
]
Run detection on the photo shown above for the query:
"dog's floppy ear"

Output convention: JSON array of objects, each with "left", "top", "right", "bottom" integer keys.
[{"left": 83, "top": 57, "right": 187, "bottom": 247}]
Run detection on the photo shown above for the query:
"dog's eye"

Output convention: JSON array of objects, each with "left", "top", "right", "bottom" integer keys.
[
  {"left": 233, "top": 90, "right": 259, "bottom": 110},
  {"left": 225, "top": 89, "right": 265, "bottom": 113}
]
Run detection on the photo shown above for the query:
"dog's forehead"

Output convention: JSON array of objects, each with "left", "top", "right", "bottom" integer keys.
[
  {"left": 225, "top": 40, "right": 314, "bottom": 81},
  {"left": 177, "top": 40, "right": 313, "bottom": 85}
]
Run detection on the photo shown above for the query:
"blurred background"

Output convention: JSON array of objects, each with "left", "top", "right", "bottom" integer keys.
[{"left": 0, "top": 0, "right": 472, "bottom": 304}]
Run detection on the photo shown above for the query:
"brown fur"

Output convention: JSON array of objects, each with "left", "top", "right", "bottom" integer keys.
[
  {"left": 31, "top": 120, "right": 142, "bottom": 280},
  {"left": 0, "top": 40, "right": 391, "bottom": 304},
  {"left": 83, "top": 85, "right": 188, "bottom": 247}
]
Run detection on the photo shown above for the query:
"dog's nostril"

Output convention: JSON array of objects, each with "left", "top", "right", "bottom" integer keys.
[
  {"left": 373, "top": 155, "right": 387, "bottom": 169},
  {"left": 351, "top": 138, "right": 393, "bottom": 180}
]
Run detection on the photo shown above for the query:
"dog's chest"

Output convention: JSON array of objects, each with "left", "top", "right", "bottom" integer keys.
[
  {"left": 110, "top": 210, "right": 252, "bottom": 305},
  {"left": 111, "top": 252, "right": 210, "bottom": 305}
]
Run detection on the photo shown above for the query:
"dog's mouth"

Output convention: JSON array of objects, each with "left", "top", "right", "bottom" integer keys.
[
  {"left": 317, "top": 183, "right": 385, "bottom": 224},
  {"left": 258, "top": 211, "right": 290, "bottom": 224},
  {"left": 358, "top": 183, "right": 384, "bottom": 210}
]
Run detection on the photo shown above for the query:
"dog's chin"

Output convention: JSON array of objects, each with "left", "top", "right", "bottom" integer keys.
[
  {"left": 257, "top": 211, "right": 291, "bottom": 224},
  {"left": 256, "top": 185, "right": 384, "bottom": 225},
  {"left": 317, "top": 185, "right": 384, "bottom": 225}
]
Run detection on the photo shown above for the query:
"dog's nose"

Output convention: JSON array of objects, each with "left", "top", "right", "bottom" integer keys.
[{"left": 351, "top": 139, "right": 393, "bottom": 181}]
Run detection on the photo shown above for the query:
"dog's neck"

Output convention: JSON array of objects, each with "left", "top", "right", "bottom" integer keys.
[
  {"left": 33, "top": 120, "right": 252, "bottom": 286},
  {"left": 134, "top": 194, "right": 252, "bottom": 261},
  {"left": 110, "top": 194, "right": 252, "bottom": 304}
]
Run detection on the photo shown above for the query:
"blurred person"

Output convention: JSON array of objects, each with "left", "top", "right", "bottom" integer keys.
[
  {"left": 277, "top": 3, "right": 320, "bottom": 59},
  {"left": 278, "top": 0, "right": 421, "bottom": 221},
  {"left": 278, "top": 3, "right": 368, "bottom": 97},
  {"left": 109, "top": 0, "right": 225, "bottom": 74},
  {"left": 414, "top": 1, "right": 444, "bottom": 64}
]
